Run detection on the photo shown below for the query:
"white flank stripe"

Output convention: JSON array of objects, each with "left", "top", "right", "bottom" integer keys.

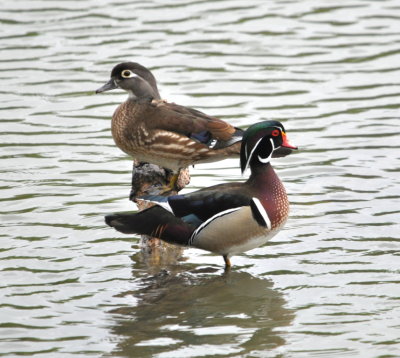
[
  {"left": 189, "top": 207, "right": 242, "bottom": 246},
  {"left": 251, "top": 197, "right": 271, "bottom": 230}
]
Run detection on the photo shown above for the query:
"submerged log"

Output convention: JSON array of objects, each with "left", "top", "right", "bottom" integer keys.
[
  {"left": 129, "top": 160, "right": 190, "bottom": 200},
  {"left": 129, "top": 160, "right": 190, "bottom": 267}
]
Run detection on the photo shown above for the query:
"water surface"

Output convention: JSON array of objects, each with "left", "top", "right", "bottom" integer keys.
[{"left": 1, "top": 1, "right": 400, "bottom": 357}]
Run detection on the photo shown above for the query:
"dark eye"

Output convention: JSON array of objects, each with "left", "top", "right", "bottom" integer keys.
[
  {"left": 121, "top": 70, "right": 134, "bottom": 78},
  {"left": 271, "top": 129, "right": 280, "bottom": 137}
]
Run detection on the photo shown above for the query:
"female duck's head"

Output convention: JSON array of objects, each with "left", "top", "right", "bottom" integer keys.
[{"left": 96, "top": 62, "right": 161, "bottom": 100}]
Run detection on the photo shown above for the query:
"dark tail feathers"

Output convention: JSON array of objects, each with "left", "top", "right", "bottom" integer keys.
[{"left": 105, "top": 206, "right": 194, "bottom": 246}]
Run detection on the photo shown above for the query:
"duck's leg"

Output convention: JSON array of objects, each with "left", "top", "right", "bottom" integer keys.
[
  {"left": 165, "top": 169, "right": 179, "bottom": 191},
  {"left": 223, "top": 255, "right": 232, "bottom": 270},
  {"left": 156, "top": 168, "right": 190, "bottom": 195}
]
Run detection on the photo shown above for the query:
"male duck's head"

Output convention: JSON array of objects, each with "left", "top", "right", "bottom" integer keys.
[
  {"left": 240, "top": 120, "right": 297, "bottom": 173},
  {"left": 96, "top": 62, "right": 161, "bottom": 100}
]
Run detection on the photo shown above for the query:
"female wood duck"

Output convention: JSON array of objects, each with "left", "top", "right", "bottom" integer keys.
[
  {"left": 96, "top": 62, "right": 244, "bottom": 173},
  {"left": 105, "top": 120, "right": 297, "bottom": 268}
]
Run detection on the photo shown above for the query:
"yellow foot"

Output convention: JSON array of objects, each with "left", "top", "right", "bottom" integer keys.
[
  {"left": 136, "top": 171, "right": 180, "bottom": 198},
  {"left": 153, "top": 172, "right": 179, "bottom": 196},
  {"left": 167, "top": 172, "right": 179, "bottom": 191}
]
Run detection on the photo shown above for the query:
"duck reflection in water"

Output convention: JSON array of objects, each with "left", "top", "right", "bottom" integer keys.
[{"left": 108, "top": 258, "right": 294, "bottom": 357}]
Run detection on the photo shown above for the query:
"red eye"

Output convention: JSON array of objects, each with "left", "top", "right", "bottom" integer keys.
[{"left": 272, "top": 129, "right": 280, "bottom": 137}]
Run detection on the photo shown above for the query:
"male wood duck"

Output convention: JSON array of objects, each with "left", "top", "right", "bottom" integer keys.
[
  {"left": 95, "top": 62, "right": 244, "bottom": 173},
  {"left": 105, "top": 120, "right": 297, "bottom": 268}
]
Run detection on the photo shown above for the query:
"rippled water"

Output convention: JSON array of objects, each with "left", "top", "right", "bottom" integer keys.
[{"left": 1, "top": 0, "right": 400, "bottom": 357}]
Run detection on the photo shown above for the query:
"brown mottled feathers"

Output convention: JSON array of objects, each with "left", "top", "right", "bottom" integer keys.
[
  {"left": 98, "top": 61, "right": 243, "bottom": 171},
  {"left": 110, "top": 99, "right": 241, "bottom": 170},
  {"left": 148, "top": 100, "right": 236, "bottom": 141}
]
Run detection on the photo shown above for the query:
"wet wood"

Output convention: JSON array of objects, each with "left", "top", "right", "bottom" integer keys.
[{"left": 129, "top": 160, "right": 190, "bottom": 266}]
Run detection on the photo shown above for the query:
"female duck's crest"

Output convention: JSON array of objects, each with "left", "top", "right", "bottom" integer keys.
[{"left": 240, "top": 120, "right": 297, "bottom": 173}]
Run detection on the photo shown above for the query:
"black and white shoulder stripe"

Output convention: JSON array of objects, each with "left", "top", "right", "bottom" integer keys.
[{"left": 250, "top": 197, "right": 272, "bottom": 230}]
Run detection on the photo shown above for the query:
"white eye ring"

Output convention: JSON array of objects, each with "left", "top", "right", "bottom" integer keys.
[{"left": 121, "top": 70, "right": 136, "bottom": 78}]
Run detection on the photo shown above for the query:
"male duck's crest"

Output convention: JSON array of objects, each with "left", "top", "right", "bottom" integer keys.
[{"left": 240, "top": 120, "right": 297, "bottom": 173}]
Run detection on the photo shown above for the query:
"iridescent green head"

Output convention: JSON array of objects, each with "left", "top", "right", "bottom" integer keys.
[{"left": 240, "top": 120, "right": 297, "bottom": 173}]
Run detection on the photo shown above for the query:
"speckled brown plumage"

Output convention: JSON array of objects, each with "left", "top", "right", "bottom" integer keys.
[
  {"left": 111, "top": 98, "right": 241, "bottom": 170},
  {"left": 247, "top": 164, "right": 289, "bottom": 230}
]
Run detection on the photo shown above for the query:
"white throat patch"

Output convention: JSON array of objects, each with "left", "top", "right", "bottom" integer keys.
[{"left": 128, "top": 89, "right": 137, "bottom": 99}]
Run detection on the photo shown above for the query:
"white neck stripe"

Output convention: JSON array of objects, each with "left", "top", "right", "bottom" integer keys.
[{"left": 244, "top": 137, "right": 263, "bottom": 173}]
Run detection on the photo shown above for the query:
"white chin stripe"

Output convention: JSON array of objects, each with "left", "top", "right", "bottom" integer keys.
[
  {"left": 257, "top": 154, "right": 270, "bottom": 163},
  {"left": 128, "top": 90, "right": 137, "bottom": 99},
  {"left": 251, "top": 197, "right": 271, "bottom": 230}
]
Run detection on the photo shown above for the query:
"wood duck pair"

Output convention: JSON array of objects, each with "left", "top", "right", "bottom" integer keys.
[
  {"left": 95, "top": 62, "right": 291, "bottom": 190},
  {"left": 97, "top": 62, "right": 297, "bottom": 268}
]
